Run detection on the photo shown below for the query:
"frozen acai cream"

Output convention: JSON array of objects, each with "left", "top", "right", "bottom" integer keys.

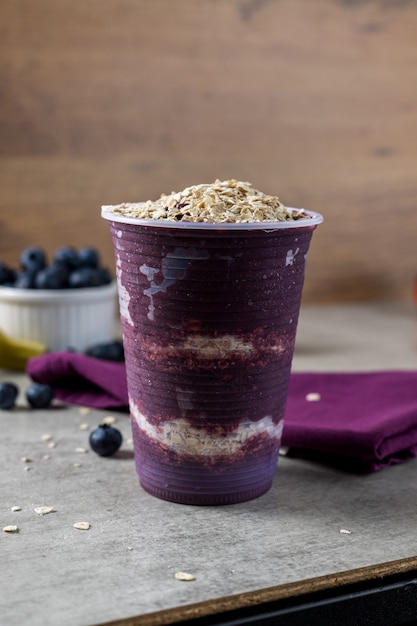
[
  {"left": 102, "top": 179, "right": 322, "bottom": 504},
  {"left": 102, "top": 178, "right": 310, "bottom": 224}
]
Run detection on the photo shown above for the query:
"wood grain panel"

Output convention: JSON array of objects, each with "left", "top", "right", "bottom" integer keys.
[{"left": 1, "top": 0, "right": 416, "bottom": 302}]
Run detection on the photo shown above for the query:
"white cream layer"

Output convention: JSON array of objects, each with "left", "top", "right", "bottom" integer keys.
[
  {"left": 130, "top": 401, "right": 283, "bottom": 457},
  {"left": 145, "top": 334, "right": 286, "bottom": 361}
]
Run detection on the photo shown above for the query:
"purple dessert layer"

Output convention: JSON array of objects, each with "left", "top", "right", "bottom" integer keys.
[
  {"left": 139, "top": 478, "right": 275, "bottom": 506},
  {"left": 131, "top": 417, "right": 280, "bottom": 505},
  {"left": 126, "top": 360, "right": 291, "bottom": 431},
  {"left": 110, "top": 223, "right": 313, "bottom": 334},
  {"left": 109, "top": 222, "right": 315, "bottom": 503}
]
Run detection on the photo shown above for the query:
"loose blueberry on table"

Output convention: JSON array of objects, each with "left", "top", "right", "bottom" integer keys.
[
  {"left": 25, "top": 383, "right": 54, "bottom": 409},
  {"left": 89, "top": 424, "right": 123, "bottom": 457},
  {"left": 0, "top": 382, "right": 19, "bottom": 410}
]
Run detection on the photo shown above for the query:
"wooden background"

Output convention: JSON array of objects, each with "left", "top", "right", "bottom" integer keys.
[{"left": 1, "top": 0, "right": 416, "bottom": 303}]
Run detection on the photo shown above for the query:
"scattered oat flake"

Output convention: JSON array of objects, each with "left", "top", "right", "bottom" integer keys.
[
  {"left": 40, "top": 434, "right": 53, "bottom": 442},
  {"left": 73, "top": 522, "right": 90, "bottom": 530},
  {"left": 3, "top": 525, "right": 19, "bottom": 533},
  {"left": 306, "top": 392, "right": 321, "bottom": 402},
  {"left": 79, "top": 423, "right": 89, "bottom": 431},
  {"left": 34, "top": 506, "right": 56, "bottom": 516},
  {"left": 42, "top": 455, "right": 51, "bottom": 461},
  {"left": 24, "top": 466, "right": 32, "bottom": 471},
  {"left": 175, "top": 571, "right": 196, "bottom": 582},
  {"left": 102, "top": 416, "right": 117, "bottom": 425},
  {"left": 340, "top": 528, "right": 352, "bottom": 534},
  {"left": 79, "top": 407, "right": 91, "bottom": 415},
  {"left": 20, "top": 456, "right": 32, "bottom": 463},
  {"left": 11, "top": 506, "right": 21, "bottom": 512},
  {"left": 75, "top": 447, "right": 88, "bottom": 453},
  {"left": 47, "top": 441, "right": 57, "bottom": 449}
]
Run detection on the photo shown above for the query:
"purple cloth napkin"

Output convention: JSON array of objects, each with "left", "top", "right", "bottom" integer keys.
[
  {"left": 27, "top": 352, "right": 129, "bottom": 410},
  {"left": 27, "top": 353, "right": 417, "bottom": 472},
  {"left": 284, "top": 371, "right": 417, "bottom": 472}
]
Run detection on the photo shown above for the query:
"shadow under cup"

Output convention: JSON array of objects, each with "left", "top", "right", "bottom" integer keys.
[{"left": 102, "top": 210, "right": 322, "bottom": 505}]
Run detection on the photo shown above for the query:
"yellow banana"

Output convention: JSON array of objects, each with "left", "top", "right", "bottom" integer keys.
[{"left": 0, "top": 329, "right": 46, "bottom": 371}]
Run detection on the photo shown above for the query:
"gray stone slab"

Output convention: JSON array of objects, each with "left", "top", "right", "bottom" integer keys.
[{"left": 1, "top": 302, "right": 417, "bottom": 626}]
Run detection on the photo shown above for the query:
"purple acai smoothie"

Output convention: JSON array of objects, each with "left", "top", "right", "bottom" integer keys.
[{"left": 102, "top": 180, "right": 322, "bottom": 504}]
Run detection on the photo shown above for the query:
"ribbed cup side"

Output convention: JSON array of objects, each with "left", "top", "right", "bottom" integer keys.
[
  {"left": 108, "top": 222, "right": 316, "bottom": 505},
  {"left": 131, "top": 416, "right": 279, "bottom": 505}
]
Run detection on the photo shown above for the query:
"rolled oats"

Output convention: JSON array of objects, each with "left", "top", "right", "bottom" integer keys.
[
  {"left": 306, "top": 392, "right": 321, "bottom": 402},
  {"left": 34, "top": 506, "right": 56, "bottom": 516},
  {"left": 3, "top": 525, "right": 19, "bottom": 533},
  {"left": 73, "top": 522, "right": 90, "bottom": 530},
  {"left": 102, "top": 416, "right": 117, "bottom": 425},
  {"left": 174, "top": 571, "right": 196, "bottom": 581},
  {"left": 103, "top": 179, "right": 308, "bottom": 224}
]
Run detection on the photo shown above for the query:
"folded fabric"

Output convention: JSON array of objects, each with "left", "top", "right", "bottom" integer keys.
[
  {"left": 284, "top": 371, "right": 417, "bottom": 472},
  {"left": 27, "top": 352, "right": 129, "bottom": 410},
  {"left": 26, "top": 353, "right": 417, "bottom": 472}
]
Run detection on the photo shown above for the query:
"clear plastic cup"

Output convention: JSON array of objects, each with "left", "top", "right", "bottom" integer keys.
[{"left": 102, "top": 209, "right": 323, "bottom": 505}]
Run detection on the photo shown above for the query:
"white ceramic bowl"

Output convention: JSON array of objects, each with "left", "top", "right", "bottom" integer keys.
[{"left": 0, "top": 281, "right": 118, "bottom": 352}]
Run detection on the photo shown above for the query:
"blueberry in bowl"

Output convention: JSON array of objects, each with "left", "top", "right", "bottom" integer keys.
[
  {"left": 1, "top": 246, "right": 112, "bottom": 291},
  {"left": 53, "top": 246, "right": 81, "bottom": 271},
  {"left": 35, "top": 264, "right": 69, "bottom": 289},
  {"left": 20, "top": 247, "right": 47, "bottom": 273},
  {"left": 0, "top": 245, "right": 117, "bottom": 352}
]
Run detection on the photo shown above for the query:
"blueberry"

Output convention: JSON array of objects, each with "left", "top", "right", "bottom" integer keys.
[
  {"left": 68, "top": 267, "right": 102, "bottom": 288},
  {"left": 1, "top": 245, "right": 110, "bottom": 291},
  {"left": 85, "top": 340, "right": 124, "bottom": 362},
  {"left": 25, "top": 383, "right": 54, "bottom": 409},
  {"left": 14, "top": 271, "right": 37, "bottom": 289},
  {"left": 78, "top": 247, "right": 100, "bottom": 269},
  {"left": 89, "top": 423, "right": 123, "bottom": 457},
  {"left": 96, "top": 267, "right": 113, "bottom": 286},
  {"left": 0, "top": 263, "right": 16, "bottom": 286},
  {"left": 20, "top": 247, "right": 46, "bottom": 272},
  {"left": 0, "top": 382, "right": 19, "bottom": 410},
  {"left": 53, "top": 246, "right": 80, "bottom": 271},
  {"left": 35, "top": 264, "right": 69, "bottom": 289}
]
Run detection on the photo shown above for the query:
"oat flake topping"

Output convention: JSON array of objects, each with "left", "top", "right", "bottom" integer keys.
[{"left": 103, "top": 179, "right": 307, "bottom": 224}]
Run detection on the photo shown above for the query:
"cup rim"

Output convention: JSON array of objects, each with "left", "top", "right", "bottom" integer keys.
[{"left": 101, "top": 207, "right": 323, "bottom": 230}]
